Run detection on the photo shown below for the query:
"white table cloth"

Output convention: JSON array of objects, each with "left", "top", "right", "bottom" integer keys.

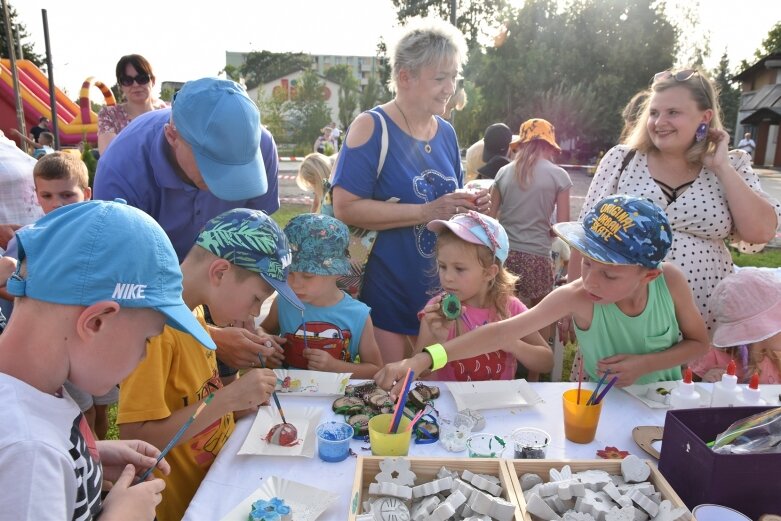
[{"left": 183, "top": 382, "right": 667, "bottom": 520}]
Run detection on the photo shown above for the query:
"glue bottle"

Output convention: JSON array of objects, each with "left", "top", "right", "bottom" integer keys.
[
  {"left": 736, "top": 373, "right": 767, "bottom": 406},
  {"left": 669, "top": 368, "right": 702, "bottom": 409},
  {"left": 709, "top": 360, "right": 742, "bottom": 408}
]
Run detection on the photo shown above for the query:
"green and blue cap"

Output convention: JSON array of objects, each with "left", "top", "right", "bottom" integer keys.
[
  {"left": 7, "top": 200, "right": 216, "bottom": 350},
  {"left": 195, "top": 208, "right": 303, "bottom": 310},
  {"left": 283, "top": 213, "right": 351, "bottom": 276},
  {"left": 554, "top": 194, "right": 672, "bottom": 268}
]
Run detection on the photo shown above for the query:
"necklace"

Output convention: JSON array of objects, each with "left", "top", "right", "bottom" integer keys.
[{"left": 394, "top": 100, "right": 432, "bottom": 153}]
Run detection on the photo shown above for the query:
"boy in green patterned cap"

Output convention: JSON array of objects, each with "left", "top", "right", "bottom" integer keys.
[
  {"left": 261, "top": 213, "right": 383, "bottom": 378},
  {"left": 117, "top": 208, "right": 303, "bottom": 521}
]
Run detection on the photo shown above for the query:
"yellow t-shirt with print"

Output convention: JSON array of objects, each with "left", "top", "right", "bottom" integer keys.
[{"left": 117, "top": 306, "right": 235, "bottom": 521}]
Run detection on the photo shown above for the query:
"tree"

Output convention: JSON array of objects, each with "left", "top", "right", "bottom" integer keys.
[
  {"left": 255, "top": 88, "right": 288, "bottom": 143},
  {"left": 285, "top": 70, "right": 331, "bottom": 149},
  {"left": 360, "top": 75, "right": 387, "bottom": 112},
  {"left": 325, "top": 64, "right": 360, "bottom": 127},
  {"left": 0, "top": 2, "right": 44, "bottom": 67},
  {"left": 240, "top": 51, "right": 313, "bottom": 90},
  {"left": 392, "top": 0, "right": 508, "bottom": 49},
  {"left": 712, "top": 51, "right": 740, "bottom": 135},
  {"left": 754, "top": 21, "right": 781, "bottom": 59},
  {"left": 221, "top": 64, "right": 241, "bottom": 82}
]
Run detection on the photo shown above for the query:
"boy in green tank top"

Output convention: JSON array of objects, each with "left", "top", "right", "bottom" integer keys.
[{"left": 377, "top": 195, "right": 709, "bottom": 389}]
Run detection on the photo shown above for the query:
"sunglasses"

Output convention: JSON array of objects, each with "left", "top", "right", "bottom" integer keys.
[
  {"left": 653, "top": 69, "right": 711, "bottom": 104},
  {"left": 119, "top": 73, "right": 151, "bottom": 87}
]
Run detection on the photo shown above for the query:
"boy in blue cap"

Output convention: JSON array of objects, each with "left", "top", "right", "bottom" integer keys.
[
  {"left": 0, "top": 200, "right": 214, "bottom": 520},
  {"left": 377, "top": 195, "right": 709, "bottom": 390},
  {"left": 261, "top": 213, "right": 383, "bottom": 378},
  {"left": 118, "top": 208, "right": 302, "bottom": 521}
]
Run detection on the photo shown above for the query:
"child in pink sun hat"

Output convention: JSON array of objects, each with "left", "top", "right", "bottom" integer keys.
[{"left": 691, "top": 268, "right": 781, "bottom": 384}]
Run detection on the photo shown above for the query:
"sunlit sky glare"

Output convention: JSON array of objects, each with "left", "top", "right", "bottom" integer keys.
[{"left": 13, "top": 0, "right": 781, "bottom": 103}]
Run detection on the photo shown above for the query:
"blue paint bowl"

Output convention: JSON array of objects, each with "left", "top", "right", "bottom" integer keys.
[{"left": 316, "top": 421, "right": 353, "bottom": 462}]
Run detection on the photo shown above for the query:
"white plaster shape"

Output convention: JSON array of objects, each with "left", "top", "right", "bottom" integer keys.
[
  {"left": 650, "top": 500, "right": 688, "bottom": 521},
  {"left": 368, "top": 481, "right": 412, "bottom": 501},
  {"left": 629, "top": 489, "right": 659, "bottom": 517},
  {"left": 620, "top": 455, "right": 651, "bottom": 484},
  {"left": 375, "top": 457, "right": 416, "bottom": 486},
  {"left": 527, "top": 493, "right": 563, "bottom": 521}
]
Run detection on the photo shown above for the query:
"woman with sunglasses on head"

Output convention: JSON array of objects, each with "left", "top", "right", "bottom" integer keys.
[
  {"left": 98, "top": 54, "right": 166, "bottom": 154},
  {"left": 571, "top": 68, "right": 781, "bottom": 346}
]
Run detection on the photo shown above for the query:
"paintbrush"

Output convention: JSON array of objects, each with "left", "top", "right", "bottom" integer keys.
[
  {"left": 257, "top": 353, "right": 288, "bottom": 425},
  {"left": 139, "top": 392, "right": 215, "bottom": 482},
  {"left": 389, "top": 368, "right": 414, "bottom": 433},
  {"left": 576, "top": 354, "right": 584, "bottom": 405},
  {"left": 587, "top": 369, "right": 611, "bottom": 405},
  {"left": 592, "top": 375, "right": 618, "bottom": 405}
]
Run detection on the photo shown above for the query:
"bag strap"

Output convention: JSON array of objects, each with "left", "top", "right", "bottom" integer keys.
[
  {"left": 368, "top": 109, "right": 388, "bottom": 179},
  {"left": 619, "top": 149, "right": 637, "bottom": 177}
]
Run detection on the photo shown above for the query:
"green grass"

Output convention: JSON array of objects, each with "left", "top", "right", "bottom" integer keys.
[
  {"left": 731, "top": 246, "right": 781, "bottom": 268},
  {"left": 270, "top": 204, "right": 308, "bottom": 229}
]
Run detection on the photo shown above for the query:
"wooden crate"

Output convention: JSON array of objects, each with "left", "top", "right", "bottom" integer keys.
[
  {"left": 505, "top": 459, "right": 693, "bottom": 521},
  {"left": 349, "top": 455, "right": 525, "bottom": 520}
]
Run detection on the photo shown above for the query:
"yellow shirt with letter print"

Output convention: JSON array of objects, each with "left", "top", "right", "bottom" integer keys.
[{"left": 117, "top": 306, "right": 235, "bottom": 521}]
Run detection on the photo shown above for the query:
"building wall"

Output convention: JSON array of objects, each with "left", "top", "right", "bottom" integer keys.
[
  {"left": 225, "top": 51, "right": 380, "bottom": 87},
  {"left": 246, "top": 70, "right": 341, "bottom": 123}
]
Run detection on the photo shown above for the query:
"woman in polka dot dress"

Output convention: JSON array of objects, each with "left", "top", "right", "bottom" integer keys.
[{"left": 570, "top": 68, "right": 781, "bottom": 368}]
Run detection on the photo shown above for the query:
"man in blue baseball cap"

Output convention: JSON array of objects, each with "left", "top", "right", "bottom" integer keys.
[
  {"left": 0, "top": 199, "right": 216, "bottom": 520},
  {"left": 94, "top": 77, "right": 280, "bottom": 262},
  {"left": 376, "top": 195, "right": 710, "bottom": 393}
]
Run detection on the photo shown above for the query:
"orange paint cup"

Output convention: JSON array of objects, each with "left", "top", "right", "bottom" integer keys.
[{"left": 562, "top": 388, "right": 603, "bottom": 443}]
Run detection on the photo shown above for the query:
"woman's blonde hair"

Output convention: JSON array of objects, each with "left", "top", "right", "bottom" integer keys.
[
  {"left": 296, "top": 153, "right": 332, "bottom": 213},
  {"left": 389, "top": 17, "right": 468, "bottom": 93},
  {"left": 512, "top": 140, "right": 555, "bottom": 189},
  {"left": 625, "top": 67, "right": 723, "bottom": 165},
  {"left": 435, "top": 230, "right": 518, "bottom": 322}
]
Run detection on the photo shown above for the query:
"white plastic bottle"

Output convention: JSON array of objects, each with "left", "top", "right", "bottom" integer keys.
[
  {"left": 736, "top": 373, "right": 767, "bottom": 406},
  {"left": 669, "top": 368, "right": 702, "bottom": 409},
  {"left": 709, "top": 359, "right": 743, "bottom": 408}
]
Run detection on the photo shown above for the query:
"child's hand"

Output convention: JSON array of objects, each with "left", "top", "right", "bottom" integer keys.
[
  {"left": 419, "top": 298, "right": 451, "bottom": 344},
  {"left": 96, "top": 439, "right": 170, "bottom": 484},
  {"left": 303, "top": 348, "right": 334, "bottom": 372},
  {"left": 260, "top": 334, "right": 286, "bottom": 368},
  {"left": 597, "top": 354, "right": 646, "bottom": 387},
  {"left": 212, "top": 326, "right": 278, "bottom": 369},
  {"left": 99, "top": 464, "right": 165, "bottom": 521},
  {"left": 226, "top": 369, "right": 278, "bottom": 410}
]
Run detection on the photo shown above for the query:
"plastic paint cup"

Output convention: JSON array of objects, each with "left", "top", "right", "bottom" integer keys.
[
  {"left": 511, "top": 427, "right": 550, "bottom": 459},
  {"left": 439, "top": 413, "right": 475, "bottom": 452},
  {"left": 562, "top": 389, "right": 603, "bottom": 444},
  {"left": 692, "top": 504, "right": 752, "bottom": 521},
  {"left": 466, "top": 433, "right": 506, "bottom": 458},
  {"left": 316, "top": 421, "right": 353, "bottom": 462},
  {"left": 368, "top": 414, "right": 412, "bottom": 457}
]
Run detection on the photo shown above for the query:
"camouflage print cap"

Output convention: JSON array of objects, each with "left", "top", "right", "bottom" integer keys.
[
  {"left": 553, "top": 195, "right": 672, "bottom": 268},
  {"left": 196, "top": 208, "right": 303, "bottom": 309},
  {"left": 283, "top": 213, "right": 351, "bottom": 276}
]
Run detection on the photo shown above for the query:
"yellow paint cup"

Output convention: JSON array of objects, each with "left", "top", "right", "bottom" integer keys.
[
  {"left": 562, "top": 388, "right": 603, "bottom": 444},
  {"left": 368, "top": 414, "right": 412, "bottom": 456}
]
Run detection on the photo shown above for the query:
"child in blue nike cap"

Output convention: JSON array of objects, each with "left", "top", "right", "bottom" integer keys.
[
  {"left": 376, "top": 195, "right": 710, "bottom": 391},
  {"left": 0, "top": 199, "right": 214, "bottom": 520}
]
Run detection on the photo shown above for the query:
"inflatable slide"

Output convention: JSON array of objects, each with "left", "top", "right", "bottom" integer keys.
[{"left": 0, "top": 59, "right": 115, "bottom": 146}]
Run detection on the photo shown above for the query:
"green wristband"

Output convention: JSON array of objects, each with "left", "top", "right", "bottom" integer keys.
[{"left": 423, "top": 343, "right": 448, "bottom": 371}]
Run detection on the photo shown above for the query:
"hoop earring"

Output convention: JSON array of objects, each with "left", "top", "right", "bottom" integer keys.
[{"left": 695, "top": 123, "right": 708, "bottom": 143}]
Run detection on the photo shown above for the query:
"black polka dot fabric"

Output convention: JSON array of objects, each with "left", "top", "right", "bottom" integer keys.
[{"left": 580, "top": 145, "right": 781, "bottom": 330}]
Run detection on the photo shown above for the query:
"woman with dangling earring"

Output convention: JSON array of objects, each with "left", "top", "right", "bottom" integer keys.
[
  {"left": 568, "top": 67, "right": 781, "bottom": 369},
  {"left": 330, "top": 18, "right": 491, "bottom": 364}
]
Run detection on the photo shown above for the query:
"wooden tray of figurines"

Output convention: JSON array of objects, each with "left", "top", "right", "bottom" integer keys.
[
  {"left": 332, "top": 381, "right": 440, "bottom": 441},
  {"left": 505, "top": 459, "right": 693, "bottom": 521},
  {"left": 349, "top": 456, "right": 524, "bottom": 521}
]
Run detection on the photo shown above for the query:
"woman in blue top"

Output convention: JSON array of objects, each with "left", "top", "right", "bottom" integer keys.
[{"left": 331, "top": 18, "right": 490, "bottom": 363}]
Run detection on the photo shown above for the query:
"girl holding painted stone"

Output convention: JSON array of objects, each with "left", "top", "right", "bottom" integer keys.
[{"left": 414, "top": 211, "right": 553, "bottom": 381}]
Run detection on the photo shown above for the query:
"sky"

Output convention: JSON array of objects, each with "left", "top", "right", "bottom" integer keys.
[{"left": 12, "top": 0, "right": 781, "bottom": 103}]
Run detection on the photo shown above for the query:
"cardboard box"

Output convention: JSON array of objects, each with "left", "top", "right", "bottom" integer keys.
[
  {"left": 506, "top": 459, "right": 692, "bottom": 521},
  {"left": 658, "top": 407, "right": 781, "bottom": 520},
  {"left": 348, "top": 456, "right": 524, "bottom": 520}
]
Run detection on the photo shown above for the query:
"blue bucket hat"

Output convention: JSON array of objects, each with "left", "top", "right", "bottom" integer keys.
[
  {"left": 283, "top": 214, "right": 351, "bottom": 276},
  {"left": 172, "top": 78, "right": 267, "bottom": 201},
  {"left": 195, "top": 209, "right": 303, "bottom": 310},
  {"left": 554, "top": 195, "right": 672, "bottom": 268},
  {"left": 7, "top": 200, "right": 216, "bottom": 350},
  {"left": 427, "top": 211, "right": 510, "bottom": 264}
]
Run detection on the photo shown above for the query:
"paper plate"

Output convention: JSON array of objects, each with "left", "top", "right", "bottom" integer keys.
[
  {"left": 446, "top": 379, "right": 542, "bottom": 410},
  {"left": 238, "top": 405, "right": 321, "bottom": 457},
  {"left": 623, "top": 381, "right": 711, "bottom": 409},
  {"left": 273, "top": 369, "right": 352, "bottom": 397},
  {"left": 219, "top": 476, "right": 339, "bottom": 521}
]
